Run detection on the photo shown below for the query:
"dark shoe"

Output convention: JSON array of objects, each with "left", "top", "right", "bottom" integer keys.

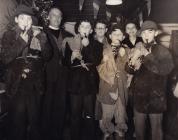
[
  {"left": 102, "top": 133, "right": 114, "bottom": 140},
  {"left": 114, "top": 132, "right": 125, "bottom": 140}
]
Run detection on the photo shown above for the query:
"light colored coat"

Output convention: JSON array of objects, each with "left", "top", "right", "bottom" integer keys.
[{"left": 97, "top": 44, "right": 129, "bottom": 106}]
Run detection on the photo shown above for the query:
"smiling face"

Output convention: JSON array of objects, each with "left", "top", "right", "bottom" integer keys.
[
  {"left": 126, "top": 23, "right": 137, "bottom": 37},
  {"left": 141, "top": 29, "right": 158, "bottom": 43},
  {"left": 15, "top": 14, "right": 32, "bottom": 31},
  {"left": 78, "top": 21, "right": 92, "bottom": 37},
  {"left": 109, "top": 29, "right": 124, "bottom": 45},
  {"left": 95, "top": 23, "right": 107, "bottom": 38},
  {"left": 48, "top": 8, "right": 62, "bottom": 28}
]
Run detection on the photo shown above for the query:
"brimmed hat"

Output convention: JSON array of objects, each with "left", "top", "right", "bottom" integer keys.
[
  {"left": 14, "top": 5, "right": 38, "bottom": 25},
  {"left": 15, "top": 5, "right": 34, "bottom": 17},
  {"left": 140, "top": 20, "right": 158, "bottom": 32}
]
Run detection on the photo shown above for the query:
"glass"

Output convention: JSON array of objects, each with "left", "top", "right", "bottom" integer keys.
[{"left": 96, "top": 27, "right": 106, "bottom": 30}]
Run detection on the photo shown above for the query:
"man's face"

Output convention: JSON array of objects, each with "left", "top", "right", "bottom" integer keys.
[
  {"left": 141, "top": 29, "right": 157, "bottom": 43},
  {"left": 109, "top": 29, "right": 124, "bottom": 45},
  {"left": 126, "top": 23, "right": 137, "bottom": 37},
  {"left": 78, "top": 21, "right": 92, "bottom": 37},
  {"left": 48, "top": 8, "right": 62, "bottom": 28},
  {"left": 15, "top": 14, "right": 32, "bottom": 31},
  {"left": 95, "top": 23, "right": 107, "bottom": 38}
]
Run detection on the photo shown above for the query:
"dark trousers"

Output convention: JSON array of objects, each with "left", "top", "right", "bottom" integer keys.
[
  {"left": 42, "top": 82, "right": 67, "bottom": 140},
  {"left": 42, "top": 70, "right": 67, "bottom": 140},
  {"left": 8, "top": 91, "right": 42, "bottom": 140},
  {"left": 134, "top": 109, "right": 163, "bottom": 140},
  {"left": 70, "top": 94, "right": 96, "bottom": 140}
]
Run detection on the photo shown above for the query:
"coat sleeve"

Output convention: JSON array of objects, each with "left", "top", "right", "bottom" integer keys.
[
  {"left": 1, "top": 30, "right": 27, "bottom": 65},
  {"left": 63, "top": 43, "right": 72, "bottom": 67},
  {"left": 93, "top": 41, "right": 103, "bottom": 66},
  {"left": 37, "top": 32, "right": 52, "bottom": 61}
]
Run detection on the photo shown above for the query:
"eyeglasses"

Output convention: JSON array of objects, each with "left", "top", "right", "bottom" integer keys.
[{"left": 95, "top": 27, "right": 106, "bottom": 30}]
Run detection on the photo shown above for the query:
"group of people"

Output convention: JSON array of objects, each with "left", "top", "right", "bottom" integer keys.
[{"left": 0, "top": 3, "right": 177, "bottom": 140}]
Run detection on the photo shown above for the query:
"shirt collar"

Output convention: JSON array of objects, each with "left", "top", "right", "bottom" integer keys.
[{"left": 49, "top": 25, "right": 60, "bottom": 30}]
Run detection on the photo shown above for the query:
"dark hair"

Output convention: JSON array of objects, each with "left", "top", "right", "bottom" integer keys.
[
  {"left": 74, "top": 19, "right": 93, "bottom": 34},
  {"left": 106, "top": 24, "right": 125, "bottom": 44},
  {"left": 107, "top": 23, "right": 125, "bottom": 36},
  {"left": 94, "top": 19, "right": 108, "bottom": 28},
  {"left": 124, "top": 20, "right": 140, "bottom": 30}
]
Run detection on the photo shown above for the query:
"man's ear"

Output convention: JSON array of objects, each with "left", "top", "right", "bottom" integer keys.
[
  {"left": 105, "top": 28, "right": 108, "bottom": 33},
  {"left": 15, "top": 17, "right": 18, "bottom": 23},
  {"left": 109, "top": 34, "right": 111, "bottom": 39},
  {"left": 46, "top": 15, "right": 50, "bottom": 20},
  {"left": 154, "top": 30, "right": 159, "bottom": 37},
  {"left": 78, "top": 28, "right": 80, "bottom": 34},
  {"left": 123, "top": 35, "right": 125, "bottom": 40},
  {"left": 90, "top": 29, "right": 93, "bottom": 34}
]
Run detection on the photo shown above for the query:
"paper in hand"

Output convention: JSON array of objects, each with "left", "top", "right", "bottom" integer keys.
[{"left": 173, "top": 82, "right": 178, "bottom": 98}]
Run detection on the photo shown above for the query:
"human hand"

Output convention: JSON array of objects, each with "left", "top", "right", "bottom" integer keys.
[
  {"left": 128, "top": 49, "right": 142, "bottom": 68},
  {"left": 81, "top": 37, "right": 89, "bottom": 47},
  {"left": 134, "top": 58, "right": 142, "bottom": 70},
  {"left": 109, "top": 92, "right": 118, "bottom": 100},
  {"left": 20, "top": 28, "right": 29, "bottom": 43},
  {"left": 71, "top": 50, "right": 82, "bottom": 62},
  {"left": 32, "top": 26, "right": 41, "bottom": 37},
  {"left": 80, "top": 60, "right": 89, "bottom": 71},
  {"left": 119, "top": 47, "right": 125, "bottom": 57}
]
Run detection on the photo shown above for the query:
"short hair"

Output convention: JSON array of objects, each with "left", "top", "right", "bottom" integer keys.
[
  {"left": 125, "top": 20, "right": 140, "bottom": 30},
  {"left": 108, "top": 24, "right": 125, "bottom": 35},
  {"left": 94, "top": 19, "right": 108, "bottom": 28},
  {"left": 48, "top": 7, "right": 63, "bottom": 17},
  {"left": 107, "top": 24, "right": 125, "bottom": 44},
  {"left": 74, "top": 19, "right": 93, "bottom": 34}
]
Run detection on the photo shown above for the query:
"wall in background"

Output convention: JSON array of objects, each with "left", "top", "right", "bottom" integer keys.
[{"left": 150, "top": 0, "right": 178, "bottom": 23}]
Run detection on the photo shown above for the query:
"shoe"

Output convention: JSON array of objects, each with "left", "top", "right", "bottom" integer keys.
[
  {"left": 113, "top": 132, "right": 125, "bottom": 140},
  {"left": 103, "top": 133, "right": 114, "bottom": 140}
]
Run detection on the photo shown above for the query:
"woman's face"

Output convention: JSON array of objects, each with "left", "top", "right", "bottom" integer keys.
[
  {"left": 109, "top": 29, "right": 124, "bottom": 45},
  {"left": 126, "top": 23, "right": 137, "bottom": 37},
  {"left": 78, "top": 21, "right": 92, "bottom": 37}
]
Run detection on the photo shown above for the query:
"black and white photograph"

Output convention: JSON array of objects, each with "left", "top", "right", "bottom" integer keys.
[{"left": 0, "top": 0, "right": 178, "bottom": 140}]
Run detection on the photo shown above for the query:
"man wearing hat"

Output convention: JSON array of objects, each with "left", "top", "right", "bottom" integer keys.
[
  {"left": 1, "top": 4, "right": 52, "bottom": 140},
  {"left": 125, "top": 20, "right": 174, "bottom": 140}
]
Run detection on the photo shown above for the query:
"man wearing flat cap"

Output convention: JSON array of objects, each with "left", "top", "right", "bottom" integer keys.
[
  {"left": 1, "top": 4, "right": 52, "bottom": 140},
  {"left": 125, "top": 20, "right": 174, "bottom": 140}
]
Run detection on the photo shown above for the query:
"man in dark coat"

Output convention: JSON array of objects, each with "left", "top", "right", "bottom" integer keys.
[
  {"left": 1, "top": 5, "right": 52, "bottom": 140},
  {"left": 125, "top": 20, "right": 174, "bottom": 140},
  {"left": 42, "top": 7, "right": 68, "bottom": 140},
  {"left": 163, "top": 66, "right": 178, "bottom": 140}
]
